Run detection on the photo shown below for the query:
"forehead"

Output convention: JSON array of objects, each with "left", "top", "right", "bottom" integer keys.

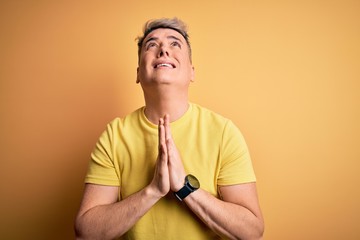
[{"left": 143, "top": 28, "right": 186, "bottom": 44}]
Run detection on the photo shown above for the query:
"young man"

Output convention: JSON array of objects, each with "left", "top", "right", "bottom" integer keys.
[{"left": 75, "top": 18, "right": 264, "bottom": 240}]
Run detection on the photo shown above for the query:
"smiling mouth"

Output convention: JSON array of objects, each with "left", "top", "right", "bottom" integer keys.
[{"left": 154, "top": 63, "right": 175, "bottom": 68}]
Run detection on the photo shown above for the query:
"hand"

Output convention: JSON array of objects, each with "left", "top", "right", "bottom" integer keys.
[
  {"left": 163, "top": 114, "right": 187, "bottom": 192},
  {"left": 149, "top": 118, "right": 170, "bottom": 198}
]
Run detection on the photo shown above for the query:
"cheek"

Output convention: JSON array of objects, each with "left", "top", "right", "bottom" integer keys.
[
  {"left": 138, "top": 59, "right": 150, "bottom": 73},
  {"left": 138, "top": 51, "right": 148, "bottom": 63},
  {"left": 138, "top": 55, "right": 146, "bottom": 67}
]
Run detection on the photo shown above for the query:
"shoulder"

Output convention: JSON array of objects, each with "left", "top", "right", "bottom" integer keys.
[
  {"left": 191, "top": 103, "right": 229, "bottom": 122},
  {"left": 190, "top": 103, "right": 232, "bottom": 129},
  {"left": 106, "top": 107, "right": 144, "bottom": 129},
  {"left": 97, "top": 107, "right": 145, "bottom": 141},
  {"left": 190, "top": 103, "right": 245, "bottom": 139}
]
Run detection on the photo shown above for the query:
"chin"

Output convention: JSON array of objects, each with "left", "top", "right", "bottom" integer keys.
[{"left": 152, "top": 76, "right": 175, "bottom": 84}]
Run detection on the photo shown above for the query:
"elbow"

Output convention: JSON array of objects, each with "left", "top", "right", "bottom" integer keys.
[
  {"left": 237, "top": 217, "right": 264, "bottom": 240},
  {"left": 74, "top": 225, "right": 90, "bottom": 240},
  {"left": 74, "top": 216, "right": 123, "bottom": 240},
  {"left": 252, "top": 218, "right": 265, "bottom": 240},
  {"left": 74, "top": 217, "right": 87, "bottom": 240},
  {"left": 74, "top": 223, "right": 83, "bottom": 240}
]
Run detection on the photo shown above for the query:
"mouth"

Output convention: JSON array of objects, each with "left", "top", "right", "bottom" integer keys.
[{"left": 154, "top": 62, "right": 176, "bottom": 69}]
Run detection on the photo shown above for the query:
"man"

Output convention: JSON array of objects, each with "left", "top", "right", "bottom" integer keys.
[{"left": 75, "top": 18, "right": 264, "bottom": 240}]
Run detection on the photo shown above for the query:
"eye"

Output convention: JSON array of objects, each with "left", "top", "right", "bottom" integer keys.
[
  {"left": 146, "top": 42, "right": 158, "bottom": 50},
  {"left": 171, "top": 41, "right": 181, "bottom": 48}
]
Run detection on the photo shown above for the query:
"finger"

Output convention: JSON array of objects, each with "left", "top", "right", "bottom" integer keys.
[
  {"left": 164, "top": 114, "right": 172, "bottom": 141},
  {"left": 164, "top": 115, "right": 176, "bottom": 160},
  {"left": 158, "top": 118, "right": 164, "bottom": 149},
  {"left": 158, "top": 118, "right": 168, "bottom": 163},
  {"left": 164, "top": 114, "right": 177, "bottom": 153}
]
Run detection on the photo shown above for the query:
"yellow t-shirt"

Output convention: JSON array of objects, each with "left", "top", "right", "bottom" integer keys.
[{"left": 85, "top": 103, "right": 256, "bottom": 239}]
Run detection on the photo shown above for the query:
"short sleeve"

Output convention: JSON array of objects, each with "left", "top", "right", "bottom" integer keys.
[
  {"left": 84, "top": 120, "right": 120, "bottom": 186},
  {"left": 217, "top": 120, "right": 256, "bottom": 185}
]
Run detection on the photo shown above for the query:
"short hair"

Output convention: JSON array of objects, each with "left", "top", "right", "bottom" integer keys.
[{"left": 136, "top": 17, "right": 192, "bottom": 61}]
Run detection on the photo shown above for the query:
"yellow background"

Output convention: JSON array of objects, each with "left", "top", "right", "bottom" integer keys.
[{"left": 1, "top": 1, "right": 359, "bottom": 239}]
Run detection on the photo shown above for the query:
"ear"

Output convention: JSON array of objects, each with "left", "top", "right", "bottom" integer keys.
[
  {"left": 136, "top": 67, "right": 140, "bottom": 83},
  {"left": 190, "top": 65, "right": 195, "bottom": 82}
]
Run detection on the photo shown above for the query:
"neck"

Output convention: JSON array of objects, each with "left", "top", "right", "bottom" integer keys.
[{"left": 143, "top": 87, "right": 189, "bottom": 124}]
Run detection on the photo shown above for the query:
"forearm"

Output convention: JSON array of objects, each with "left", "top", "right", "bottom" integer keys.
[
  {"left": 75, "top": 186, "right": 160, "bottom": 240},
  {"left": 184, "top": 189, "right": 264, "bottom": 240}
]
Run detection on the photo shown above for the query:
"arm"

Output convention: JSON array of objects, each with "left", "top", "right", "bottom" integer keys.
[
  {"left": 183, "top": 183, "right": 264, "bottom": 240},
  {"left": 163, "top": 115, "right": 264, "bottom": 239},
  {"left": 74, "top": 184, "right": 162, "bottom": 240},
  {"left": 75, "top": 118, "right": 170, "bottom": 240}
]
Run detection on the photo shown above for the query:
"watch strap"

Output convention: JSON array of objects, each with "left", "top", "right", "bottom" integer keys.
[{"left": 174, "top": 184, "right": 193, "bottom": 201}]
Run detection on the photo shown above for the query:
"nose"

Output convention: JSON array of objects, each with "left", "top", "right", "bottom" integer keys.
[{"left": 157, "top": 44, "right": 169, "bottom": 58}]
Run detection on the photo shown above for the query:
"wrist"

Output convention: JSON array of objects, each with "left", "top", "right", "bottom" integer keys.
[
  {"left": 144, "top": 184, "right": 164, "bottom": 202},
  {"left": 173, "top": 175, "right": 187, "bottom": 192}
]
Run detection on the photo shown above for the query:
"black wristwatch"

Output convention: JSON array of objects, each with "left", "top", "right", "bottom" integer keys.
[{"left": 174, "top": 174, "right": 200, "bottom": 201}]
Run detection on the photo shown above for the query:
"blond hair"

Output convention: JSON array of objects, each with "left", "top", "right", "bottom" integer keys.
[{"left": 136, "top": 17, "right": 192, "bottom": 61}]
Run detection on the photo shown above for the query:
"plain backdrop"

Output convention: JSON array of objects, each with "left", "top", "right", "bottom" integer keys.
[{"left": 1, "top": 1, "right": 359, "bottom": 239}]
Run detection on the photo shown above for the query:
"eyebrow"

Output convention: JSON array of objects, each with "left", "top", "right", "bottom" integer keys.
[{"left": 144, "top": 35, "right": 183, "bottom": 45}]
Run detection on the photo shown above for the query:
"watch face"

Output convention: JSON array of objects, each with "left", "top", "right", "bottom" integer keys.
[{"left": 187, "top": 174, "right": 200, "bottom": 189}]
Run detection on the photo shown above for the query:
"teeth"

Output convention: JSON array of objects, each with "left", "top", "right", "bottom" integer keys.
[{"left": 156, "top": 63, "right": 173, "bottom": 68}]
